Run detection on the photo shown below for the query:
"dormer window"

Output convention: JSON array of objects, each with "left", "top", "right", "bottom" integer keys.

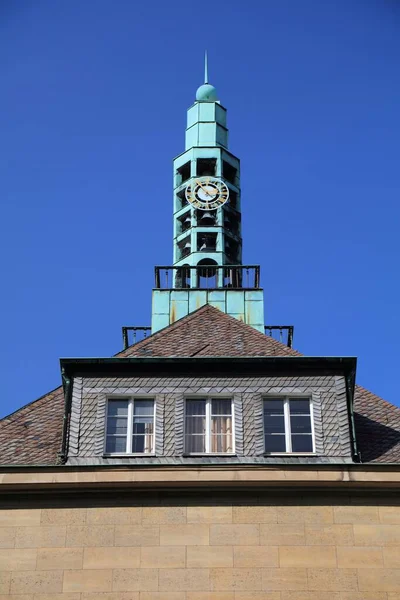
[
  {"left": 105, "top": 398, "right": 155, "bottom": 454},
  {"left": 263, "top": 398, "right": 314, "bottom": 454}
]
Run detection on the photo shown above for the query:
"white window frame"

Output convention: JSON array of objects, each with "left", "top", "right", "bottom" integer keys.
[
  {"left": 104, "top": 397, "right": 156, "bottom": 456},
  {"left": 263, "top": 396, "right": 315, "bottom": 455},
  {"left": 184, "top": 396, "right": 235, "bottom": 456}
]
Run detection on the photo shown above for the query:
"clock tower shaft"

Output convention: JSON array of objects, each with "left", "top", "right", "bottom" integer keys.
[
  {"left": 151, "top": 59, "right": 264, "bottom": 333},
  {"left": 173, "top": 100, "right": 242, "bottom": 270}
]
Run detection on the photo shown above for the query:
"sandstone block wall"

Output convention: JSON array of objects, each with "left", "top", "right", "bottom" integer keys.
[{"left": 0, "top": 491, "right": 399, "bottom": 599}]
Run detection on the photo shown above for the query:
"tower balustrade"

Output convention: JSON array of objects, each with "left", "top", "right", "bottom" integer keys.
[{"left": 154, "top": 264, "right": 260, "bottom": 290}]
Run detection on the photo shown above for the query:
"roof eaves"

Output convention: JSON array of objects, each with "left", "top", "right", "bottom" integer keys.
[{"left": 60, "top": 355, "right": 357, "bottom": 376}]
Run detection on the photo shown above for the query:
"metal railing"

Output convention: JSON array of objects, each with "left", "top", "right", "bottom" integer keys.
[
  {"left": 122, "top": 327, "right": 151, "bottom": 350},
  {"left": 154, "top": 265, "right": 260, "bottom": 290},
  {"left": 264, "top": 325, "right": 294, "bottom": 348},
  {"left": 121, "top": 324, "right": 294, "bottom": 350}
]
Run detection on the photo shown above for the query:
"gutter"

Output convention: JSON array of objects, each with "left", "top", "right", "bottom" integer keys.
[
  {"left": 59, "top": 368, "right": 72, "bottom": 465},
  {"left": 345, "top": 366, "right": 360, "bottom": 462}
]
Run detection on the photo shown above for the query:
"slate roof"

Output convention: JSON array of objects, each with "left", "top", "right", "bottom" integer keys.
[{"left": 0, "top": 305, "right": 399, "bottom": 465}]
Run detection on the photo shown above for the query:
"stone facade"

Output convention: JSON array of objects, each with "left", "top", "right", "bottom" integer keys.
[
  {"left": 0, "top": 490, "right": 399, "bottom": 597},
  {"left": 66, "top": 374, "right": 352, "bottom": 466}
]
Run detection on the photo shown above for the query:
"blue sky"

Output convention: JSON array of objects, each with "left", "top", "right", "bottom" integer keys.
[{"left": 1, "top": 0, "right": 399, "bottom": 417}]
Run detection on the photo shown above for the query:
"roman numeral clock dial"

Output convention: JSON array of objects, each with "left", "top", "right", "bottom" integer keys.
[{"left": 185, "top": 177, "right": 230, "bottom": 210}]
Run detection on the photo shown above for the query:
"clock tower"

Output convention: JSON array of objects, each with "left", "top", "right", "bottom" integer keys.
[{"left": 151, "top": 56, "right": 264, "bottom": 333}]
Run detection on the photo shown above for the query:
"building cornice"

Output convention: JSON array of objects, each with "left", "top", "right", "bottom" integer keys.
[{"left": 0, "top": 464, "right": 399, "bottom": 492}]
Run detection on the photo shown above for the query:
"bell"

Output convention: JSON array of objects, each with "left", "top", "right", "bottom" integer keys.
[
  {"left": 182, "top": 216, "right": 191, "bottom": 231},
  {"left": 181, "top": 241, "right": 191, "bottom": 257},
  {"left": 200, "top": 212, "right": 215, "bottom": 225}
]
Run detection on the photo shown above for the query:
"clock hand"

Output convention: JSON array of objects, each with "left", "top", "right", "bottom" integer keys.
[{"left": 195, "top": 179, "right": 214, "bottom": 198}]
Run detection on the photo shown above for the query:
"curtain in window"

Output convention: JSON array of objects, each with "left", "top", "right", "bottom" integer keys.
[
  {"left": 132, "top": 400, "right": 154, "bottom": 453},
  {"left": 211, "top": 399, "right": 233, "bottom": 453},
  {"left": 185, "top": 398, "right": 233, "bottom": 454},
  {"left": 185, "top": 399, "right": 206, "bottom": 453}
]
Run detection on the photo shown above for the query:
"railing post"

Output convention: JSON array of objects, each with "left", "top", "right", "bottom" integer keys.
[{"left": 122, "top": 328, "right": 128, "bottom": 350}]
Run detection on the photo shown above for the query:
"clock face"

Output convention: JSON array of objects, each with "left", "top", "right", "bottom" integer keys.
[{"left": 185, "top": 177, "right": 229, "bottom": 210}]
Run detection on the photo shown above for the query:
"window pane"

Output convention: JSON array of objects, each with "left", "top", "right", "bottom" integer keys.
[
  {"left": 132, "top": 434, "right": 153, "bottom": 453},
  {"left": 107, "top": 400, "right": 128, "bottom": 416},
  {"left": 264, "top": 399, "right": 285, "bottom": 440},
  {"left": 211, "top": 399, "right": 232, "bottom": 415},
  {"left": 107, "top": 416, "right": 128, "bottom": 435},
  {"left": 106, "top": 436, "right": 126, "bottom": 453},
  {"left": 185, "top": 434, "right": 205, "bottom": 453},
  {"left": 211, "top": 434, "right": 233, "bottom": 453},
  {"left": 264, "top": 415, "right": 285, "bottom": 434},
  {"left": 291, "top": 434, "right": 313, "bottom": 453},
  {"left": 263, "top": 399, "right": 284, "bottom": 415},
  {"left": 265, "top": 434, "right": 286, "bottom": 453},
  {"left": 106, "top": 400, "right": 128, "bottom": 453},
  {"left": 186, "top": 399, "right": 206, "bottom": 415},
  {"left": 134, "top": 400, "right": 154, "bottom": 416},
  {"left": 289, "top": 399, "right": 310, "bottom": 414},
  {"left": 185, "top": 415, "right": 206, "bottom": 435},
  {"left": 290, "top": 415, "right": 312, "bottom": 434}
]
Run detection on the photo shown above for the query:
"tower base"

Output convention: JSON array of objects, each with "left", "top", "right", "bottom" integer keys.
[{"left": 151, "top": 289, "right": 264, "bottom": 334}]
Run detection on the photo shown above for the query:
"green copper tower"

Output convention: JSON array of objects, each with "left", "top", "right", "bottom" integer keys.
[{"left": 151, "top": 56, "right": 264, "bottom": 333}]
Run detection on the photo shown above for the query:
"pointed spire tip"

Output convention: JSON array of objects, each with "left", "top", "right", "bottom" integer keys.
[{"left": 195, "top": 50, "right": 218, "bottom": 102}]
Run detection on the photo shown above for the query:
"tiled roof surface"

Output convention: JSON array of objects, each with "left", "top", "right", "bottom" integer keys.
[
  {"left": 354, "top": 385, "right": 400, "bottom": 463},
  {"left": 0, "top": 386, "right": 64, "bottom": 466},
  {"left": 0, "top": 305, "right": 399, "bottom": 465},
  {"left": 120, "top": 305, "right": 301, "bottom": 358}
]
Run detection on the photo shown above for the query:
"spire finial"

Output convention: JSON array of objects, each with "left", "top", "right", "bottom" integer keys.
[{"left": 196, "top": 51, "right": 218, "bottom": 102}]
